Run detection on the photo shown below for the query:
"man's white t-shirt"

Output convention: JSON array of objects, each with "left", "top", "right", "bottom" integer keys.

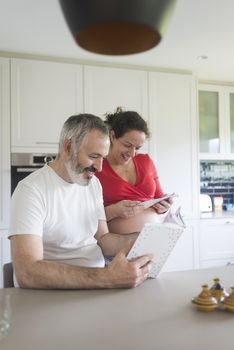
[{"left": 9, "top": 164, "right": 106, "bottom": 270}]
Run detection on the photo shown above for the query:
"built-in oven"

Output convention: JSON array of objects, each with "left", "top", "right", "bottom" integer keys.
[{"left": 11, "top": 153, "right": 56, "bottom": 195}]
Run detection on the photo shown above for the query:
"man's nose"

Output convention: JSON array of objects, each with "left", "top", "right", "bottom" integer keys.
[{"left": 94, "top": 158, "right": 103, "bottom": 172}]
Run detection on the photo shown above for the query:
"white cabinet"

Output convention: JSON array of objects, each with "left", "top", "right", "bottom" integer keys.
[
  {"left": 84, "top": 65, "right": 148, "bottom": 153},
  {"left": 11, "top": 58, "right": 84, "bottom": 152},
  {"left": 148, "top": 72, "right": 199, "bottom": 218},
  {"left": 199, "top": 218, "right": 234, "bottom": 268},
  {"left": 199, "top": 84, "right": 234, "bottom": 159},
  {"left": 0, "top": 230, "right": 11, "bottom": 288},
  {"left": 84, "top": 65, "right": 148, "bottom": 118},
  {"left": 162, "top": 220, "right": 199, "bottom": 272},
  {"left": 0, "top": 58, "right": 10, "bottom": 229}
]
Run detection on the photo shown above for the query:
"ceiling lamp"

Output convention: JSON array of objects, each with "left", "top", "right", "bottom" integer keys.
[{"left": 59, "top": 0, "right": 177, "bottom": 55}]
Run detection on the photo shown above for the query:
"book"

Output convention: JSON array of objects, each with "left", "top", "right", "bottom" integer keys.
[
  {"left": 127, "top": 208, "right": 185, "bottom": 278},
  {"left": 161, "top": 206, "right": 185, "bottom": 227},
  {"left": 142, "top": 193, "right": 177, "bottom": 209}
]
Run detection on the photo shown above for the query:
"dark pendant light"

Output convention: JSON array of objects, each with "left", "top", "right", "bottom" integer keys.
[{"left": 59, "top": 0, "right": 177, "bottom": 55}]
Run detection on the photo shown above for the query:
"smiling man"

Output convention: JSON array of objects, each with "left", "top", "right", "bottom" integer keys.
[{"left": 9, "top": 114, "right": 153, "bottom": 289}]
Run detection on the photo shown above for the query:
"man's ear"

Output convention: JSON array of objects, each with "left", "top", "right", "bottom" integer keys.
[{"left": 64, "top": 139, "right": 72, "bottom": 155}]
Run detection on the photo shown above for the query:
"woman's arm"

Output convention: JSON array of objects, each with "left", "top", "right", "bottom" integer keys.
[{"left": 105, "top": 200, "right": 144, "bottom": 221}]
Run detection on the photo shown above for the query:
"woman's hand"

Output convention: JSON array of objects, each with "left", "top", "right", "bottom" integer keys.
[
  {"left": 153, "top": 197, "right": 173, "bottom": 214},
  {"left": 106, "top": 200, "right": 144, "bottom": 221},
  {"left": 115, "top": 200, "right": 145, "bottom": 218}
]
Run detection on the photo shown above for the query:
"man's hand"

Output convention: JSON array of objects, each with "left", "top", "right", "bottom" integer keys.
[{"left": 106, "top": 240, "right": 153, "bottom": 288}]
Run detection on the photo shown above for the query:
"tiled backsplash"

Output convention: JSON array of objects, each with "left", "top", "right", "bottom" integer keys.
[{"left": 200, "top": 160, "right": 234, "bottom": 206}]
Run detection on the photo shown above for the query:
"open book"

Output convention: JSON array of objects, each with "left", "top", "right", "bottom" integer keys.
[
  {"left": 160, "top": 206, "right": 185, "bottom": 227},
  {"left": 127, "top": 207, "right": 185, "bottom": 278}
]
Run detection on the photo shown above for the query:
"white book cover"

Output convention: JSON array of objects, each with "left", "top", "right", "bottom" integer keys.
[{"left": 127, "top": 221, "right": 184, "bottom": 278}]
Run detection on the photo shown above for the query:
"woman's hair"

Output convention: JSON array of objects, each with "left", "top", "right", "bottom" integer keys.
[
  {"left": 104, "top": 107, "right": 150, "bottom": 138},
  {"left": 58, "top": 113, "right": 108, "bottom": 154}
]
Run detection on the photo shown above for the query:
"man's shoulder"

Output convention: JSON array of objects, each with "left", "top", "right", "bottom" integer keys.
[
  {"left": 14, "top": 165, "right": 51, "bottom": 196},
  {"left": 20, "top": 165, "right": 49, "bottom": 185}
]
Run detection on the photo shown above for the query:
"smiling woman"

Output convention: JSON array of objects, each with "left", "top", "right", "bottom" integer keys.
[{"left": 96, "top": 108, "right": 173, "bottom": 234}]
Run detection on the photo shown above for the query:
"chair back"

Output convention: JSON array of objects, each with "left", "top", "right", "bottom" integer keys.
[{"left": 3, "top": 262, "right": 14, "bottom": 288}]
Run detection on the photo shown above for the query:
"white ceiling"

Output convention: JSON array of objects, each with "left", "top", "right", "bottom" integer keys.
[{"left": 1, "top": 0, "right": 234, "bottom": 83}]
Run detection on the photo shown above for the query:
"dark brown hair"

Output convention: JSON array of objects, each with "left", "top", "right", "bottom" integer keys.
[{"left": 104, "top": 107, "right": 150, "bottom": 139}]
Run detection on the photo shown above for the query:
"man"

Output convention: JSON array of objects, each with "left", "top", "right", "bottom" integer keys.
[{"left": 9, "top": 114, "right": 153, "bottom": 289}]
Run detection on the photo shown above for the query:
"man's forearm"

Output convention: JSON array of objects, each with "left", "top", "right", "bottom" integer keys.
[{"left": 15, "top": 259, "right": 113, "bottom": 290}]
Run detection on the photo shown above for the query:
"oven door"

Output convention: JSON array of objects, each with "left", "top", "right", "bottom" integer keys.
[
  {"left": 11, "top": 153, "right": 56, "bottom": 195},
  {"left": 11, "top": 166, "right": 41, "bottom": 195}
]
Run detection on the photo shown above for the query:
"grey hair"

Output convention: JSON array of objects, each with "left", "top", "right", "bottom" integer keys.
[{"left": 58, "top": 114, "right": 108, "bottom": 155}]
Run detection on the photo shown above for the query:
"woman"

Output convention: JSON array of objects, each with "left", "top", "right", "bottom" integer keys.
[{"left": 96, "top": 108, "right": 172, "bottom": 234}]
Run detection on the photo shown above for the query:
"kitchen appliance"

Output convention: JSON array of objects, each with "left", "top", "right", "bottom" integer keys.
[
  {"left": 200, "top": 194, "right": 212, "bottom": 213},
  {"left": 11, "top": 153, "right": 56, "bottom": 195}
]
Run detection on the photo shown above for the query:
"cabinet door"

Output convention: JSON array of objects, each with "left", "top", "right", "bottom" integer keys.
[
  {"left": 84, "top": 65, "right": 148, "bottom": 117},
  {"left": 0, "top": 230, "right": 11, "bottom": 288},
  {"left": 0, "top": 58, "right": 10, "bottom": 229},
  {"left": 11, "top": 59, "right": 83, "bottom": 152},
  {"left": 199, "top": 84, "right": 234, "bottom": 159},
  {"left": 229, "top": 92, "right": 234, "bottom": 153},
  {"left": 199, "top": 90, "right": 220, "bottom": 153},
  {"left": 149, "top": 72, "right": 199, "bottom": 218},
  {"left": 84, "top": 66, "right": 148, "bottom": 152},
  {"left": 200, "top": 219, "right": 234, "bottom": 268}
]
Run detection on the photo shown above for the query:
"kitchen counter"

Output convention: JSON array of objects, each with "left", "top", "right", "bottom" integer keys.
[
  {"left": 1, "top": 266, "right": 234, "bottom": 350},
  {"left": 200, "top": 211, "right": 234, "bottom": 219}
]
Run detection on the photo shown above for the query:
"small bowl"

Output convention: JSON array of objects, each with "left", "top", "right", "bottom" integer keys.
[
  {"left": 191, "top": 284, "right": 219, "bottom": 312},
  {"left": 191, "top": 299, "right": 218, "bottom": 312},
  {"left": 222, "top": 304, "right": 234, "bottom": 312},
  {"left": 222, "top": 287, "right": 234, "bottom": 312},
  {"left": 209, "top": 277, "right": 229, "bottom": 302}
]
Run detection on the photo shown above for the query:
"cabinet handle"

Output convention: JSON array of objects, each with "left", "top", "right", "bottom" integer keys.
[
  {"left": 36, "top": 142, "right": 58, "bottom": 145},
  {"left": 225, "top": 220, "right": 234, "bottom": 225},
  {"left": 16, "top": 168, "right": 38, "bottom": 173}
]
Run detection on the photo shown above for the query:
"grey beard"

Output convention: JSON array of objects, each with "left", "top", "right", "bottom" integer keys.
[{"left": 65, "top": 160, "right": 90, "bottom": 186}]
